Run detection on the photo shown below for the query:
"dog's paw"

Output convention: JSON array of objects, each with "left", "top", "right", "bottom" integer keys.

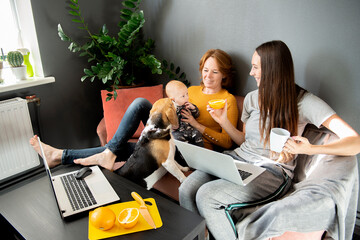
[{"left": 181, "top": 167, "right": 190, "bottom": 172}]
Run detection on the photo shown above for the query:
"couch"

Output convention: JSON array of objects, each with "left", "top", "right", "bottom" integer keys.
[{"left": 96, "top": 94, "right": 358, "bottom": 240}]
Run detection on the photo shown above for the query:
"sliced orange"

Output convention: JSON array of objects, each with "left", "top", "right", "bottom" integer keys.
[
  {"left": 208, "top": 99, "right": 226, "bottom": 109},
  {"left": 118, "top": 207, "right": 140, "bottom": 229},
  {"left": 90, "top": 207, "right": 116, "bottom": 231}
]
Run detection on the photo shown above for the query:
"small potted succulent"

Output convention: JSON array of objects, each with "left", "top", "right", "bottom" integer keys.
[{"left": 7, "top": 50, "right": 27, "bottom": 80}]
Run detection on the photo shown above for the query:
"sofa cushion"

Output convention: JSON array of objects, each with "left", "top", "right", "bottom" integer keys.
[{"left": 101, "top": 84, "right": 163, "bottom": 143}]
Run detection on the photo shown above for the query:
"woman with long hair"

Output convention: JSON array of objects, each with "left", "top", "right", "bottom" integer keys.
[{"left": 179, "top": 40, "right": 360, "bottom": 239}]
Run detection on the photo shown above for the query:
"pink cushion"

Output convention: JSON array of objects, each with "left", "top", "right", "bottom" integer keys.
[{"left": 101, "top": 84, "right": 163, "bottom": 143}]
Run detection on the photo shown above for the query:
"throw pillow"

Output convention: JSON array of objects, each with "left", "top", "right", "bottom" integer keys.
[{"left": 101, "top": 84, "right": 163, "bottom": 143}]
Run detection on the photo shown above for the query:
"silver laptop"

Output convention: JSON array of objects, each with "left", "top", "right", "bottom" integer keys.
[
  {"left": 174, "top": 140, "right": 265, "bottom": 185},
  {"left": 37, "top": 137, "right": 120, "bottom": 219}
]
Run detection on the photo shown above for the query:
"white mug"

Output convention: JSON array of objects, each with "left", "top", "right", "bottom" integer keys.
[{"left": 270, "top": 128, "right": 290, "bottom": 153}]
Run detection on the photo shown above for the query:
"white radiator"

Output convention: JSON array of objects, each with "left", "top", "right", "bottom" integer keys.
[{"left": 0, "top": 97, "right": 40, "bottom": 182}]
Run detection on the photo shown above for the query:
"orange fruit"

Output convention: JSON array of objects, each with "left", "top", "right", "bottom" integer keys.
[
  {"left": 90, "top": 207, "right": 116, "bottom": 231},
  {"left": 118, "top": 208, "right": 140, "bottom": 229},
  {"left": 208, "top": 99, "right": 226, "bottom": 109}
]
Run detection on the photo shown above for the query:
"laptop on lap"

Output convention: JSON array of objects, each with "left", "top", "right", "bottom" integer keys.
[
  {"left": 37, "top": 137, "right": 120, "bottom": 219},
  {"left": 174, "top": 140, "right": 265, "bottom": 185}
]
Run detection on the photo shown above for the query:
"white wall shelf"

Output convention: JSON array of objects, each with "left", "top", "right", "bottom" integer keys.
[{"left": 0, "top": 76, "right": 55, "bottom": 93}]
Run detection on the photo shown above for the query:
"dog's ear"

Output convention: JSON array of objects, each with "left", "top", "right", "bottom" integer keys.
[{"left": 166, "top": 104, "right": 178, "bottom": 128}]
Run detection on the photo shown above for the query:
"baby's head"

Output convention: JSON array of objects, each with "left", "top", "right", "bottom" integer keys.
[{"left": 165, "top": 80, "right": 189, "bottom": 106}]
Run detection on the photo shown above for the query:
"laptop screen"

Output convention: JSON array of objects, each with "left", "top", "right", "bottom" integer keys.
[{"left": 37, "top": 137, "right": 53, "bottom": 179}]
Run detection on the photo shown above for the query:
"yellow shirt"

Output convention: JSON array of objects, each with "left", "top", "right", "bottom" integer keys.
[{"left": 188, "top": 86, "right": 239, "bottom": 150}]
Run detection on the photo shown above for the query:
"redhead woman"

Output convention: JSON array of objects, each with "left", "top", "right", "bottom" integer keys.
[
  {"left": 178, "top": 40, "right": 360, "bottom": 240},
  {"left": 183, "top": 49, "right": 238, "bottom": 150}
]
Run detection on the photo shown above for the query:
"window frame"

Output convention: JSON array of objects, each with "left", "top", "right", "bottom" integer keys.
[{"left": 0, "top": 0, "right": 55, "bottom": 93}]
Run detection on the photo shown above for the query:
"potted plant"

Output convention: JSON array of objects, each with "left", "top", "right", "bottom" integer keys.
[
  {"left": 58, "top": 0, "right": 188, "bottom": 100},
  {"left": 7, "top": 50, "right": 27, "bottom": 80}
]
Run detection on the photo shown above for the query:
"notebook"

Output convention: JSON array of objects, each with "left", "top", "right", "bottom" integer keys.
[
  {"left": 174, "top": 140, "right": 265, "bottom": 185},
  {"left": 37, "top": 137, "right": 120, "bottom": 219}
]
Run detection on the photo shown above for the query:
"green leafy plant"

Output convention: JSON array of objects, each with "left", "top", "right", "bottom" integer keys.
[
  {"left": 161, "top": 60, "right": 190, "bottom": 87},
  {"left": 58, "top": 0, "right": 165, "bottom": 100}
]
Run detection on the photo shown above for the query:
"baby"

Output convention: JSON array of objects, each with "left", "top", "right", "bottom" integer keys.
[{"left": 165, "top": 80, "right": 204, "bottom": 147}]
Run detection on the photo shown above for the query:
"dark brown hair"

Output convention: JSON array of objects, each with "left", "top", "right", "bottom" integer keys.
[
  {"left": 256, "top": 40, "right": 305, "bottom": 146},
  {"left": 199, "top": 49, "right": 234, "bottom": 90}
]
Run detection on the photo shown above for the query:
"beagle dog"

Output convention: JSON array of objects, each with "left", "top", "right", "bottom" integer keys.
[{"left": 117, "top": 98, "right": 189, "bottom": 188}]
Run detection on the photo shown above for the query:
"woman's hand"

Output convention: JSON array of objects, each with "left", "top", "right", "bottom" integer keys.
[
  {"left": 283, "top": 136, "right": 313, "bottom": 155},
  {"left": 276, "top": 136, "right": 312, "bottom": 163},
  {"left": 276, "top": 151, "right": 295, "bottom": 163},
  {"left": 181, "top": 108, "right": 198, "bottom": 126},
  {"left": 207, "top": 101, "right": 228, "bottom": 125}
]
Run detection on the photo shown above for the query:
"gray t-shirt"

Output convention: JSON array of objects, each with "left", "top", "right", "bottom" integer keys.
[{"left": 234, "top": 89, "right": 336, "bottom": 178}]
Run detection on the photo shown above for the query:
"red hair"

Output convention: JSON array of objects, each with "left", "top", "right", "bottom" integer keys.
[{"left": 199, "top": 49, "right": 234, "bottom": 90}]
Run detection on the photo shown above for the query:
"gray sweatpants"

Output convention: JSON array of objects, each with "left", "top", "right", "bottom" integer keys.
[{"left": 179, "top": 163, "right": 291, "bottom": 240}]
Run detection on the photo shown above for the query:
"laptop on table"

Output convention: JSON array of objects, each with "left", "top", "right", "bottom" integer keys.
[
  {"left": 174, "top": 140, "right": 265, "bottom": 185},
  {"left": 37, "top": 137, "right": 120, "bottom": 219}
]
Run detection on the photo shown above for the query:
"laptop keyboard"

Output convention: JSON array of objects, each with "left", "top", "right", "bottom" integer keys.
[
  {"left": 60, "top": 174, "right": 97, "bottom": 211},
  {"left": 238, "top": 169, "right": 252, "bottom": 180}
]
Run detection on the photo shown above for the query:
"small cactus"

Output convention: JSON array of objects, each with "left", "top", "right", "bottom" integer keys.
[{"left": 7, "top": 51, "right": 24, "bottom": 67}]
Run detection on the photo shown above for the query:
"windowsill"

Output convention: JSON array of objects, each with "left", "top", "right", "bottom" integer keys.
[{"left": 0, "top": 76, "right": 55, "bottom": 93}]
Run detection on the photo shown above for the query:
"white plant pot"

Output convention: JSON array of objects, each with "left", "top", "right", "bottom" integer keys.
[{"left": 11, "top": 66, "right": 27, "bottom": 80}]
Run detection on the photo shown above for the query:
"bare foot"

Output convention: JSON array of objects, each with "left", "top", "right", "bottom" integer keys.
[
  {"left": 29, "top": 135, "right": 62, "bottom": 168},
  {"left": 73, "top": 149, "right": 116, "bottom": 171}
]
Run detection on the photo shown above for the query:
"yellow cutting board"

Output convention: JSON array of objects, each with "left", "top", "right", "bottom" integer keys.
[{"left": 88, "top": 198, "right": 162, "bottom": 240}]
